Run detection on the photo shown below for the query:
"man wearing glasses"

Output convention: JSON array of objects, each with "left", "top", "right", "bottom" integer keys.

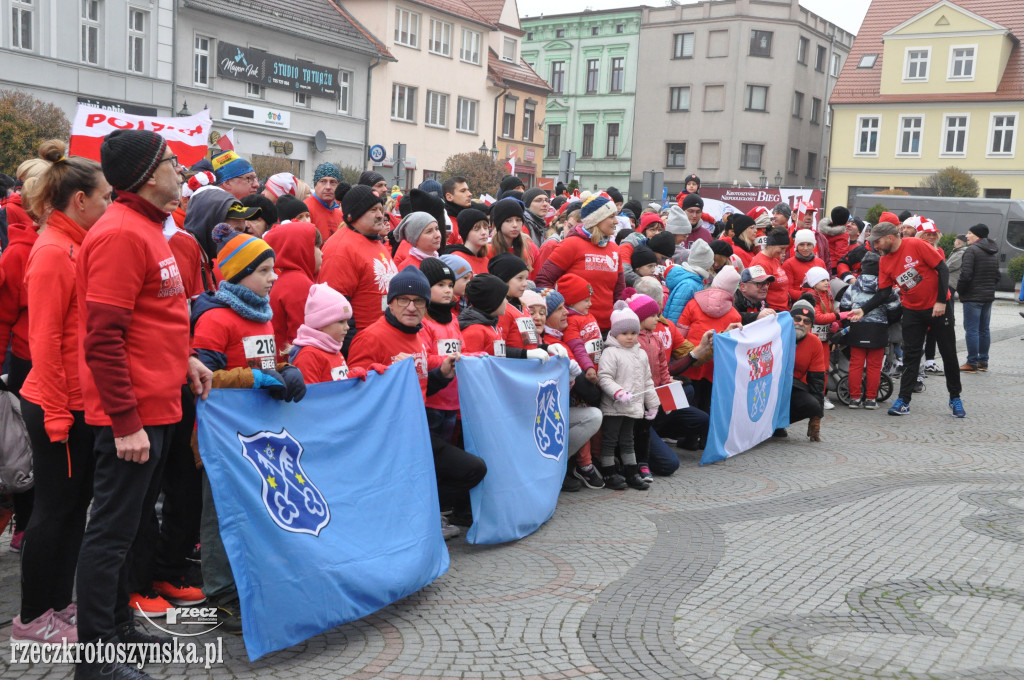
[
  {"left": 211, "top": 149, "right": 259, "bottom": 200},
  {"left": 782, "top": 298, "right": 826, "bottom": 442},
  {"left": 734, "top": 266, "right": 778, "bottom": 325}
]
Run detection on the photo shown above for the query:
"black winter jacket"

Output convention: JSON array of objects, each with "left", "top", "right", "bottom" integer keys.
[{"left": 956, "top": 238, "right": 1000, "bottom": 302}]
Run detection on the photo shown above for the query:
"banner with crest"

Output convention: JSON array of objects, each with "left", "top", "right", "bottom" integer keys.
[
  {"left": 455, "top": 356, "right": 570, "bottom": 544},
  {"left": 701, "top": 313, "right": 795, "bottom": 465}
]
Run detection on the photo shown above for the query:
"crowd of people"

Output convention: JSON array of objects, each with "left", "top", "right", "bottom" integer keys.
[{"left": 0, "top": 133, "right": 999, "bottom": 680}]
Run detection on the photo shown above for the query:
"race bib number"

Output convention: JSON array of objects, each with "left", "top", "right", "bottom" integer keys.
[
  {"left": 330, "top": 365, "right": 349, "bottom": 381},
  {"left": 755, "top": 235, "right": 768, "bottom": 249},
  {"left": 516, "top": 317, "right": 538, "bottom": 345},
  {"left": 493, "top": 340, "right": 506, "bottom": 357},
  {"left": 437, "top": 339, "right": 461, "bottom": 355},
  {"left": 584, "top": 338, "right": 603, "bottom": 362},
  {"left": 812, "top": 324, "right": 830, "bottom": 339},
  {"left": 895, "top": 267, "right": 921, "bottom": 291},
  {"left": 242, "top": 335, "right": 277, "bottom": 370}
]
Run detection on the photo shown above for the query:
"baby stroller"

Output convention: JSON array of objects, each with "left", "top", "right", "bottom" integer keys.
[{"left": 824, "top": 278, "right": 895, "bottom": 406}]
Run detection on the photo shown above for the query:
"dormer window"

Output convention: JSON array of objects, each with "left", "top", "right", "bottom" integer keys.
[
  {"left": 949, "top": 46, "right": 975, "bottom": 80},
  {"left": 904, "top": 48, "right": 930, "bottom": 80}
]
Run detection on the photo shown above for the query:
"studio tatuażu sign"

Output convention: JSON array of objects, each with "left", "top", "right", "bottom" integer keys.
[{"left": 216, "top": 41, "right": 340, "bottom": 99}]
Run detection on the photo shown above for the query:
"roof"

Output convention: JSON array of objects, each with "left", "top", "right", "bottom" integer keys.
[
  {"left": 182, "top": 0, "right": 391, "bottom": 58},
  {"left": 328, "top": 0, "right": 395, "bottom": 60},
  {"left": 520, "top": 6, "right": 647, "bottom": 22},
  {"left": 472, "top": 0, "right": 510, "bottom": 25},
  {"left": 831, "top": 0, "right": 1024, "bottom": 105},
  {"left": 487, "top": 48, "right": 552, "bottom": 94},
  {"left": 403, "top": 0, "right": 495, "bottom": 29}
]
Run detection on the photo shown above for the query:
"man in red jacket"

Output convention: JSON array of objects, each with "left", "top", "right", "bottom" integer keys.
[
  {"left": 304, "top": 162, "right": 344, "bottom": 241},
  {"left": 75, "top": 129, "right": 212, "bottom": 680}
]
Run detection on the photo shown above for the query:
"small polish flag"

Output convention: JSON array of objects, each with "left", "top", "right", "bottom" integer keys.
[
  {"left": 656, "top": 382, "right": 689, "bottom": 412},
  {"left": 216, "top": 129, "right": 236, "bottom": 151},
  {"left": 505, "top": 148, "right": 516, "bottom": 175}
]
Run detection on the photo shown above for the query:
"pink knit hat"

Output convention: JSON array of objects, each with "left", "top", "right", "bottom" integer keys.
[
  {"left": 608, "top": 300, "right": 640, "bottom": 337},
  {"left": 520, "top": 289, "right": 546, "bottom": 310},
  {"left": 304, "top": 283, "right": 352, "bottom": 329},
  {"left": 710, "top": 265, "right": 741, "bottom": 294},
  {"left": 627, "top": 293, "right": 660, "bottom": 322}
]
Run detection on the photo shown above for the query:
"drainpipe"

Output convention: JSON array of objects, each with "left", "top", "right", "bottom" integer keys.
[
  {"left": 170, "top": 0, "right": 177, "bottom": 116},
  {"left": 364, "top": 57, "right": 381, "bottom": 170},
  {"left": 819, "top": 30, "right": 837, "bottom": 200},
  {"left": 492, "top": 82, "right": 509, "bottom": 153}
]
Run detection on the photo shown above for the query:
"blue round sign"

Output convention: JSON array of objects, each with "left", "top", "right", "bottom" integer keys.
[{"left": 368, "top": 144, "right": 386, "bottom": 163}]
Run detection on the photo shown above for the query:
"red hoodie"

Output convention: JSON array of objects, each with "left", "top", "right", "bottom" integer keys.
[
  {"left": 0, "top": 194, "right": 38, "bottom": 360},
  {"left": 264, "top": 222, "right": 318, "bottom": 356},
  {"left": 677, "top": 288, "right": 741, "bottom": 382}
]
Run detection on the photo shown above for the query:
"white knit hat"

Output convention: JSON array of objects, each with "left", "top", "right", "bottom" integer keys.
[{"left": 608, "top": 300, "right": 640, "bottom": 337}]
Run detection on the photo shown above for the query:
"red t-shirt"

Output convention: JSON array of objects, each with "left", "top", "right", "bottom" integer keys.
[
  {"left": 420, "top": 314, "right": 464, "bottom": 411},
  {"left": 750, "top": 252, "right": 791, "bottom": 312},
  {"left": 793, "top": 333, "right": 827, "bottom": 385},
  {"left": 461, "top": 320, "right": 506, "bottom": 356},
  {"left": 292, "top": 345, "right": 349, "bottom": 383},
  {"left": 545, "top": 237, "right": 622, "bottom": 329},
  {"left": 347, "top": 315, "right": 441, "bottom": 401},
  {"left": 318, "top": 227, "right": 397, "bottom": 331},
  {"left": 192, "top": 307, "right": 277, "bottom": 371},
  {"left": 652, "top": 318, "right": 686, "bottom": 366},
  {"left": 878, "top": 237, "right": 945, "bottom": 311},
  {"left": 500, "top": 303, "right": 539, "bottom": 350},
  {"left": 304, "top": 196, "right": 343, "bottom": 242}
]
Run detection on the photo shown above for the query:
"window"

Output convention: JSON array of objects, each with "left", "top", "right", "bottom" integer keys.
[
  {"left": 295, "top": 92, "right": 310, "bottom": 108},
  {"left": 555, "top": 28, "right": 565, "bottom": 38},
  {"left": 586, "top": 59, "right": 599, "bottom": 94},
  {"left": 523, "top": 102, "right": 535, "bottom": 141},
  {"left": 391, "top": 84, "right": 416, "bottom": 122},
  {"left": 1008, "top": 220, "right": 1024, "bottom": 250},
  {"left": 949, "top": 46, "right": 975, "bottom": 79},
  {"left": 673, "top": 33, "right": 694, "bottom": 59},
  {"left": 788, "top": 147, "right": 799, "bottom": 174},
  {"left": 616, "top": 24, "right": 624, "bottom": 34},
  {"left": 550, "top": 61, "right": 565, "bottom": 93},
  {"left": 425, "top": 91, "right": 448, "bottom": 128},
  {"left": 81, "top": 0, "right": 100, "bottom": 64},
  {"left": 750, "top": 30, "right": 772, "bottom": 57},
  {"left": 807, "top": 152, "right": 818, "bottom": 179},
  {"left": 610, "top": 57, "right": 624, "bottom": 92},
  {"left": 422, "top": 170, "right": 443, "bottom": 184},
  {"left": 942, "top": 115, "right": 969, "bottom": 155},
  {"left": 830, "top": 53, "right": 841, "bottom": 77},
  {"left": 338, "top": 70, "right": 351, "bottom": 114},
  {"left": 395, "top": 8, "right": 419, "bottom": 48},
  {"left": 456, "top": 97, "right": 478, "bottom": 133},
  {"left": 666, "top": 143, "right": 686, "bottom": 168},
  {"left": 741, "top": 143, "right": 763, "bottom": 169},
  {"left": 815, "top": 45, "right": 826, "bottom": 72},
  {"left": 825, "top": 106, "right": 832, "bottom": 126},
  {"left": 898, "top": 115, "right": 923, "bottom": 155},
  {"left": 811, "top": 97, "right": 821, "bottom": 124},
  {"left": 746, "top": 85, "right": 767, "bottom": 112},
  {"left": 669, "top": 86, "right": 690, "bottom": 112},
  {"left": 547, "top": 123, "right": 561, "bottom": 158},
  {"left": 502, "top": 37, "right": 516, "bottom": 63},
  {"left": 797, "top": 37, "right": 808, "bottom": 64},
  {"left": 856, "top": 116, "right": 879, "bottom": 155},
  {"left": 591, "top": 26, "right": 599, "bottom": 37},
  {"left": 429, "top": 19, "right": 451, "bottom": 56},
  {"left": 703, "top": 84, "right": 725, "bottom": 111},
  {"left": 699, "top": 141, "right": 720, "bottom": 169},
  {"left": 792, "top": 91, "right": 803, "bottom": 118},
  {"left": 985, "top": 189, "right": 1011, "bottom": 199},
  {"left": 989, "top": 114, "right": 1016, "bottom": 156},
  {"left": 127, "top": 8, "right": 146, "bottom": 73},
  {"left": 11, "top": 0, "right": 33, "bottom": 50},
  {"left": 502, "top": 97, "right": 516, "bottom": 138},
  {"left": 246, "top": 82, "right": 263, "bottom": 99},
  {"left": 526, "top": 31, "right": 533, "bottom": 41},
  {"left": 460, "top": 29, "right": 480, "bottom": 64},
  {"left": 707, "top": 30, "right": 728, "bottom": 58},
  {"left": 581, "top": 123, "right": 594, "bottom": 157},
  {"left": 193, "top": 35, "right": 211, "bottom": 86},
  {"left": 606, "top": 123, "right": 619, "bottom": 157},
  {"left": 858, "top": 54, "right": 878, "bottom": 68},
  {"left": 905, "top": 48, "right": 929, "bottom": 80}
]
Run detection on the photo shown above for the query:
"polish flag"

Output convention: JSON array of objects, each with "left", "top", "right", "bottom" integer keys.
[
  {"left": 656, "top": 382, "right": 689, "bottom": 412},
  {"left": 505, "top": 148, "right": 516, "bottom": 175},
  {"left": 69, "top": 104, "right": 211, "bottom": 167},
  {"left": 216, "top": 129, "right": 236, "bottom": 151}
]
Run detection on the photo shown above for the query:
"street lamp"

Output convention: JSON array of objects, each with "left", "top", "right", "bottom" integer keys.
[
  {"left": 176, "top": 100, "right": 191, "bottom": 117},
  {"left": 774, "top": 170, "right": 782, "bottom": 186},
  {"left": 759, "top": 170, "right": 767, "bottom": 188},
  {"left": 490, "top": 144, "right": 499, "bottom": 161},
  {"left": 479, "top": 140, "right": 488, "bottom": 154}
]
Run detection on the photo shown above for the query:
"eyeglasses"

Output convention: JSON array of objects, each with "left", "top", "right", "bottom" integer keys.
[
  {"left": 393, "top": 296, "right": 426, "bottom": 309},
  {"left": 792, "top": 316, "right": 813, "bottom": 326},
  {"left": 159, "top": 155, "right": 180, "bottom": 169}
]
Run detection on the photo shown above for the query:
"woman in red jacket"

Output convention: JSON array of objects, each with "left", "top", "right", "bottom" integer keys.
[{"left": 13, "top": 144, "right": 111, "bottom": 645}]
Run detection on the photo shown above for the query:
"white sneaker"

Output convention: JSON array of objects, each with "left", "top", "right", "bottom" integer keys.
[{"left": 823, "top": 396, "right": 835, "bottom": 410}]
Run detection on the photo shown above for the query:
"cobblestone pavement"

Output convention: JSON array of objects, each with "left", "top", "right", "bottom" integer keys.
[{"left": 3, "top": 299, "right": 1023, "bottom": 680}]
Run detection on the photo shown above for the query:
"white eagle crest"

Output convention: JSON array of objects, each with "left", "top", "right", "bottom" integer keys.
[{"left": 373, "top": 255, "right": 398, "bottom": 293}]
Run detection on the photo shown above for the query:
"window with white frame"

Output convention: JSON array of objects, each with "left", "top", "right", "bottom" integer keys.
[
  {"left": 669, "top": 86, "right": 690, "bottom": 112},
  {"left": 673, "top": 33, "right": 694, "bottom": 59},
  {"left": 295, "top": 92, "right": 310, "bottom": 108},
  {"left": 338, "top": 70, "right": 351, "bottom": 114},
  {"left": 550, "top": 61, "right": 565, "bottom": 93},
  {"left": 746, "top": 85, "right": 767, "bottom": 112},
  {"left": 456, "top": 97, "right": 477, "bottom": 133},
  {"left": 429, "top": 18, "right": 451, "bottom": 56},
  {"left": 502, "top": 37, "right": 516, "bottom": 63},
  {"left": 425, "top": 91, "right": 448, "bottom": 128},
  {"left": 949, "top": 46, "right": 975, "bottom": 79},
  {"left": 81, "top": 0, "right": 101, "bottom": 64},
  {"left": 606, "top": 123, "right": 619, "bottom": 157},
  {"left": 395, "top": 8, "right": 419, "bottom": 48},
  {"left": 11, "top": 0, "right": 33, "bottom": 51},
  {"left": 246, "top": 82, "right": 263, "bottom": 98},
  {"left": 898, "top": 115, "right": 923, "bottom": 155},
  {"left": 460, "top": 28, "right": 480, "bottom": 64},
  {"left": 904, "top": 48, "right": 929, "bottom": 80},
  {"left": 989, "top": 113, "right": 1016, "bottom": 156},
  {"left": 502, "top": 97, "right": 516, "bottom": 138},
  {"left": 942, "top": 115, "right": 969, "bottom": 155},
  {"left": 610, "top": 57, "right": 624, "bottom": 92},
  {"left": 522, "top": 102, "right": 535, "bottom": 141},
  {"left": 127, "top": 7, "right": 146, "bottom": 73},
  {"left": 830, "top": 53, "right": 841, "bottom": 77},
  {"left": 194, "top": 35, "right": 211, "bottom": 86},
  {"left": 741, "top": 143, "right": 763, "bottom": 169},
  {"left": 856, "top": 116, "right": 879, "bottom": 155},
  {"left": 392, "top": 84, "right": 416, "bottom": 122},
  {"left": 666, "top": 142, "right": 686, "bottom": 168}
]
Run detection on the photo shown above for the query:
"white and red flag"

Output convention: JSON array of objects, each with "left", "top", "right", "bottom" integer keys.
[
  {"left": 69, "top": 104, "right": 211, "bottom": 167},
  {"left": 655, "top": 382, "right": 689, "bottom": 412}
]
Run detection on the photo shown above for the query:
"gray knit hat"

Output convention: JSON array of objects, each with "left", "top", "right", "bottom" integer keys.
[{"left": 394, "top": 211, "right": 437, "bottom": 246}]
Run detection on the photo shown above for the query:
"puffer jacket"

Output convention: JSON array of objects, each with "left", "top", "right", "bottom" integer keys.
[
  {"left": 817, "top": 217, "right": 850, "bottom": 273},
  {"left": 678, "top": 286, "right": 742, "bottom": 382},
  {"left": 663, "top": 263, "right": 705, "bottom": 324},
  {"left": 945, "top": 244, "right": 967, "bottom": 291},
  {"left": 619, "top": 230, "right": 647, "bottom": 287},
  {"left": 597, "top": 333, "right": 658, "bottom": 418},
  {"left": 956, "top": 238, "right": 999, "bottom": 303},
  {"left": 839, "top": 273, "right": 899, "bottom": 349}
]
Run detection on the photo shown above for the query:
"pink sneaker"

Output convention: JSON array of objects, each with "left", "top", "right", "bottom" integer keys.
[
  {"left": 55, "top": 603, "right": 77, "bottom": 626},
  {"left": 9, "top": 530, "right": 23, "bottom": 552},
  {"left": 10, "top": 609, "right": 78, "bottom": 645}
]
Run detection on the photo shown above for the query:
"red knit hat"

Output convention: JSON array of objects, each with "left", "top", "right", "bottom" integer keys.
[
  {"left": 638, "top": 212, "right": 664, "bottom": 234},
  {"left": 556, "top": 273, "right": 593, "bottom": 306},
  {"left": 878, "top": 211, "right": 900, "bottom": 226}
]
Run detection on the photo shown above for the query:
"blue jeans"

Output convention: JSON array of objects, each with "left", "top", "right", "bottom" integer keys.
[{"left": 962, "top": 300, "right": 992, "bottom": 365}]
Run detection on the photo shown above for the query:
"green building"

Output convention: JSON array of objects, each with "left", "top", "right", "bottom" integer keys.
[{"left": 521, "top": 8, "right": 642, "bottom": 194}]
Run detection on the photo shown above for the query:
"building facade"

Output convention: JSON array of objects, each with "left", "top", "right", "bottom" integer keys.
[
  {"left": 629, "top": 0, "right": 851, "bottom": 202},
  {"left": 829, "top": 0, "right": 1024, "bottom": 207},
  {"left": 521, "top": 8, "right": 642, "bottom": 194}
]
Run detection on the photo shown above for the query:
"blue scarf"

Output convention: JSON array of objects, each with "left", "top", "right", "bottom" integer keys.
[
  {"left": 573, "top": 223, "right": 609, "bottom": 248},
  {"left": 215, "top": 281, "right": 273, "bottom": 323}
]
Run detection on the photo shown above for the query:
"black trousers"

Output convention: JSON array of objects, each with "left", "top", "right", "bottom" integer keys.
[
  {"left": 18, "top": 398, "right": 95, "bottom": 622},
  {"left": 432, "top": 434, "right": 486, "bottom": 513},
  {"left": 790, "top": 388, "right": 824, "bottom": 424},
  {"left": 77, "top": 424, "right": 173, "bottom": 643},
  {"left": 899, "top": 306, "right": 961, "bottom": 402}
]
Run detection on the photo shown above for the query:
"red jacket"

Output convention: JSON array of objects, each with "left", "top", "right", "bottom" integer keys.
[
  {"left": 781, "top": 255, "right": 827, "bottom": 303},
  {"left": 19, "top": 211, "right": 86, "bottom": 442},
  {"left": 0, "top": 194, "right": 38, "bottom": 360},
  {"left": 819, "top": 220, "right": 850, "bottom": 273},
  {"left": 304, "top": 195, "right": 343, "bottom": 242},
  {"left": 292, "top": 345, "right": 349, "bottom": 383},
  {"left": 264, "top": 222, "right": 318, "bottom": 356},
  {"left": 639, "top": 328, "right": 670, "bottom": 386},
  {"left": 500, "top": 301, "right": 539, "bottom": 350},
  {"left": 348, "top": 313, "right": 441, "bottom": 401},
  {"left": 535, "top": 229, "right": 624, "bottom": 330},
  {"left": 318, "top": 226, "right": 397, "bottom": 332},
  {"left": 678, "top": 288, "right": 742, "bottom": 382}
]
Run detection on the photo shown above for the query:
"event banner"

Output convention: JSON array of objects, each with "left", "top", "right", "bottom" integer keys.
[
  {"left": 196, "top": 361, "right": 449, "bottom": 660},
  {"left": 700, "top": 187, "right": 823, "bottom": 218},
  {"left": 701, "top": 313, "right": 795, "bottom": 465},
  {"left": 456, "top": 356, "right": 570, "bottom": 544},
  {"left": 69, "top": 104, "right": 211, "bottom": 167}
]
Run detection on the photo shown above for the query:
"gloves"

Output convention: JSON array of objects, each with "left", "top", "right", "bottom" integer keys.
[
  {"left": 839, "top": 311, "right": 852, "bottom": 321},
  {"left": 568, "top": 359, "right": 582, "bottom": 379},
  {"left": 614, "top": 389, "right": 633, "bottom": 403},
  {"left": 252, "top": 368, "right": 287, "bottom": 400},
  {"left": 347, "top": 366, "right": 368, "bottom": 381},
  {"left": 644, "top": 408, "right": 658, "bottom": 420},
  {"left": 369, "top": 363, "right": 389, "bottom": 375},
  {"left": 547, "top": 344, "right": 568, "bottom": 358},
  {"left": 830, "top": 321, "right": 841, "bottom": 333},
  {"left": 526, "top": 348, "right": 550, "bottom": 362},
  {"left": 278, "top": 365, "right": 307, "bottom": 402}
]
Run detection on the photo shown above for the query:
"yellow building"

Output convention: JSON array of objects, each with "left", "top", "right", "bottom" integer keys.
[{"left": 828, "top": 0, "right": 1024, "bottom": 207}]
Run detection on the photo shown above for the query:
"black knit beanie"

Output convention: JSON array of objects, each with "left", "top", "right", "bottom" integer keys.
[
  {"left": 457, "top": 208, "right": 489, "bottom": 242},
  {"left": 490, "top": 197, "right": 525, "bottom": 229},
  {"left": 488, "top": 253, "right": 529, "bottom": 282},
  {"left": 766, "top": 227, "right": 791, "bottom": 247},
  {"left": 358, "top": 170, "right": 386, "bottom": 187},
  {"left": 466, "top": 274, "right": 509, "bottom": 315},
  {"left": 709, "top": 239, "right": 734, "bottom": 258},
  {"left": 648, "top": 231, "right": 676, "bottom": 258},
  {"left": 499, "top": 174, "right": 525, "bottom": 194},
  {"left": 730, "top": 214, "right": 756, "bottom": 237},
  {"left": 419, "top": 256, "right": 455, "bottom": 286},
  {"left": 342, "top": 185, "right": 385, "bottom": 225},
  {"left": 630, "top": 245, "right": 658, "bottom": 269},
  {"left": 276, "top": 195, "right": 308, "bottom": 222},
  {"left": 100, "top": 129, "right": 168, "bottom": 193}
]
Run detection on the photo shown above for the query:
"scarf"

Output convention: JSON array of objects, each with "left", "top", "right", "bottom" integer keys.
[
  {"left": 409, "top": 246, "right": 438, "bottom": 261},
  {"left": 795, "top": 250, "right": 817, "bottom": 262},
  {"left": 384, "top": 308, "right": 422, "bottom": 334},
  {"left": 426, "top": 300, "right": 455, "bottom": 325},
  {"left": 544, "top": 325, "right": 563, "bottom": 339},
  {"left": 312, "top": 195, "right": 339, "bottom": 211},
  {"left": 291, "top": 323, "right": 341, "bottom": 353},
  {"left": 214, "top": 281, "right": 273, "bottom": 323},
  {"left": 573, "top": 223, "right": 609, "bottom": 248}
]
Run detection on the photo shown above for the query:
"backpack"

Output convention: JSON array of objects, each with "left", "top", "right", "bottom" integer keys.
[{"left": 0, "top": 388, "right": 34, "bottom": 494}]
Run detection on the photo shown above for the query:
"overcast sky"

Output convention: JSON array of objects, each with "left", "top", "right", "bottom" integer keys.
[{"left": 517, "top": 0, "right": 871, "bottom": 34}]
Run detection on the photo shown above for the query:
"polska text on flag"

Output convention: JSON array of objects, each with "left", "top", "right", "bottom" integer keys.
[{"left": 69, "top": 104, "right": 212, "bottom": 167}]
